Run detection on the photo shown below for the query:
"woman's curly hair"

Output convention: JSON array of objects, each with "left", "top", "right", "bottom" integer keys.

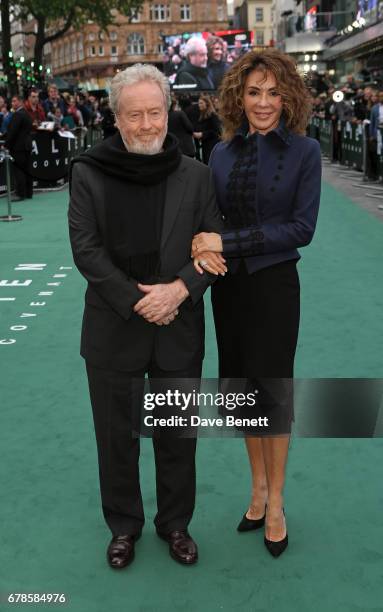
[{"left": 218, "top": 48, "right": 313, "bottom": 141}]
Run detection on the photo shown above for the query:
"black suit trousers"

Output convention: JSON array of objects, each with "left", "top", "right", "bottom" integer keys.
[
  {"left": 12, "top": 151, "right": 33, "bottom": 198},
  {"left": 86, "top": 358, "right": 202, "bottom": 537}
]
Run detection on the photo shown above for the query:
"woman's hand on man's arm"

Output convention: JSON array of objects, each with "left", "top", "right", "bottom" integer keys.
[
  {"left": 193, "top": 251, "right": 227, "bottom": 276},
  {"left": 191, "top": 232, "right": 223, "bottom": 256}
]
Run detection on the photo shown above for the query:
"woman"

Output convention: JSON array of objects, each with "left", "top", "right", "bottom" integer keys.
[
  {"left": 193, "top": 95, "right": 221, "bottom": 164},
  {"left": 191, "top": 49, "right": 321, "bottom": 557}
]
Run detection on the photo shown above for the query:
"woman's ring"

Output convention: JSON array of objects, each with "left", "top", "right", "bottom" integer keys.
[{"left": 200, "top": 260, "right": 207, "bottom": 267}]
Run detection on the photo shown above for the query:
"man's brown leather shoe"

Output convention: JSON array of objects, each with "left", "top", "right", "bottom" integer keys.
[
  {"left": 157, "top": 530, "right": 198, "bottom": 565},
  {"left": 107, "top": 534, "right": 139, "bottom": 569}
]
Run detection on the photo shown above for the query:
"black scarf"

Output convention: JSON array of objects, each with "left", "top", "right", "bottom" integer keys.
[
  {"left": 72, "top": 131, "right": 181, "bottom": 185},
  {"left": 71, "top": 132, "right": 182, "bottom": 282}
]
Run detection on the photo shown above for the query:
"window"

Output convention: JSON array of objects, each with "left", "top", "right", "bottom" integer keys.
[
  {"left": 109, "top": 31, "right": 118, "bottom": 41},
  {"left": 111, "top": 45, "right": 118, "bottom": 56},
  {"left": 217, "top": 4, "right": 224, "bottom": 21},
  {"left": 256, "top": 7, "right": 264, "bottom": 22},
  {"left": 59, "top": 46, "right": 64, "bottom": 66},
  {"left": 71, "top": 41, "right": 77, "bottom": 62},
  {"left": 98, "top": 32, "right": 105, "bottom": 41},
  {"left": 88, "top": 32, "right": 95, "bottom": 41},
  {"left": 130, "top": 8, "right": 141, "bottom": 22},
  {"left": 77, "top": 36, "right": 84, "bottom": 60},
  {"left": 150, "top": 4, "right": 170, "bottom": 21},
  {"left": 64, "top": 42, "right": 70, "bottom": 64},
  {"left": 127, "top": 32, "right": 145, "bottom": 54},
  {"left": 90, "top": 45, "right": 96, "bottom": 57},
  {"left": 255, "top": 30, "right": 264, "bottom": 45},
  {"left": 98, "top": 45, "right": 104, "bottom": 56},
  {"left": 180, "top": 4, "right": 191, "bottom": 21},
  {"left": 157, "top": 42, "right": 165, "bottom": 53}
]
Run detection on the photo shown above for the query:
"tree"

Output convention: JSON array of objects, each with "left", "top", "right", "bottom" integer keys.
[
  {"left": 1, "top": 0, "right": 18, "bottom": 95},
  {"left": 7, "top": 0, "right": 144, "bottom": 86}
]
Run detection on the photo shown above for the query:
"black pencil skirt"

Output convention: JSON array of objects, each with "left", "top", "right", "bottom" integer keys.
[{"left": 211, "top": 259, "right": 300, "bottom": 435}]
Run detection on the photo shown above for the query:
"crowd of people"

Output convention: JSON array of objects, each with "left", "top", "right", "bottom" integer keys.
[
  {"left": 309, "top": 74, "right": 383, "bottom": 180},
  {"left": 0, "top": 83, "right": 223, "bottom": 200},
  {"left": 0, "top": 84, "right": 118, "bottom": 201},
  {"left": 1, "top": 68, "right": 382, "bottom": 202},
  {"left": 168, "top": 93, "right": 221, "bottom": 164},
  {"left": 0, "top": 84, "right": 117, "bottom": 139}
]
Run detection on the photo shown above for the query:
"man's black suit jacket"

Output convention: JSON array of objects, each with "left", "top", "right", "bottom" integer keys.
[
  {"left": 5, "top": 108, "right": 33, "bottom": 152},
  {"left": 68, "top": 155, "right": 224, "bottom": 371}
]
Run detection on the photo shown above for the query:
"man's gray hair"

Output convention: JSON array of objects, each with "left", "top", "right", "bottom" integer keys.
[
  {"left": 184, "top": 37, "right": 207, "bottom": 58},
  {"left": 110, "top": 63, "right": 171, "bottom": 115}
]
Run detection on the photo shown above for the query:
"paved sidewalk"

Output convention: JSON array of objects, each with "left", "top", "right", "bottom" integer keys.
[{"left": 321, "top": 157, "right": 383, "bottom": 221}]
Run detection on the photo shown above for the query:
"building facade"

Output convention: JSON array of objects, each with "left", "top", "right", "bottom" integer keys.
[
  {"left": 234, "top": 0, "right": 273, "bottom": 46},
  {"left": 323, "top": 0, "right": 383, "bottom": 83},
  {"left": 48, "top": 1, "right": 228, "bottom": 90}
]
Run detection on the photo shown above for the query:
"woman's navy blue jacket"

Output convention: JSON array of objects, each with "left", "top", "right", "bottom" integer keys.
[{"left": 209, "top": 116, "right": 322, "bottom": 274}]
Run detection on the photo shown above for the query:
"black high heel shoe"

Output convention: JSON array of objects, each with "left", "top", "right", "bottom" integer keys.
[
  {"left": 237, "top": 507, "right": 266, "bottom": 532},
  {"left": 264, "top": 508, "right": 288, "bottom": 557}
]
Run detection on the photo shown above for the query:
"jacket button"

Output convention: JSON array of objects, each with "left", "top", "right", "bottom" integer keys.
[
  {"left": 270, "top": 187, "right": 276, "bottom": 192},
  {"left": 274, "top": 175, "right": 280, "bottom": 181},
  {"left": 277, "top": 164, "right": 283, "bottom": 170}
]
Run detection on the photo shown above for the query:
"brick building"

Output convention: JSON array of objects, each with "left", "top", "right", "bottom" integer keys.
[{"left": 49, "top": 1, "right": 228, "bottom": 90}]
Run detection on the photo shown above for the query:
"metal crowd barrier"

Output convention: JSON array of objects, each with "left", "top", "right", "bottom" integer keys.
[
  {"left": 0, "top": 143, "right": 22, "bottom": 222},
  {"left": 1, "top": 120, "right": 381, "bottom": 213},
  {"left": 308, "top": 118, "right": 383, "bottom": 180},
  {"left": 0, "top": 126, "right": 104, "bottom": 199}
]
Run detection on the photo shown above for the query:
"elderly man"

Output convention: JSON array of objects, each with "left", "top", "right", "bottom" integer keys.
[
  {"left": 68, "top": 64, "right": 225, "bottom": 569},
  {"left": 176, "top": 38, "right": 215, "bottom": 90}
]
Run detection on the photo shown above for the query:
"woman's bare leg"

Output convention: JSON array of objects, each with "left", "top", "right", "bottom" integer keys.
[
  {"left": 244, "top": 437, "right": 268, "bottom": 519},
  {"left": 261, "top": 435, "right": 290, "bottom": 541}
]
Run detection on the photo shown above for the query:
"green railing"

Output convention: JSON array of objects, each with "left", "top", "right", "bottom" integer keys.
[{"left": 308, "top": 119, "right": 374, "bottom": 174}]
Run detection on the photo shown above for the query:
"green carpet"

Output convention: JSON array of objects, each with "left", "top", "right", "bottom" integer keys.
[{"left": 0, "top": 184, "right": 382, "bottom": 611}]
